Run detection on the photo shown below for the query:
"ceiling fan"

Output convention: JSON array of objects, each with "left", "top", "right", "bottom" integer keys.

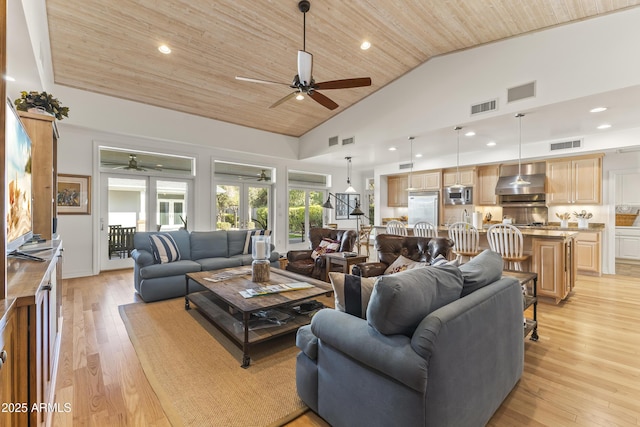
[
  {"left": 108, "top": 154, "right": 161, "bottom": 172},
  {"left": 235, "top": 0, "right": 372, "bottom": 110},
  {"left": 257, "top": 170, "right": 270, "bottom": 182}
]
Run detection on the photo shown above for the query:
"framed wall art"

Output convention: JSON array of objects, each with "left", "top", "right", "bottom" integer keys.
[{"left": 57, "top": 174, "right": 91, "bottom": 214}]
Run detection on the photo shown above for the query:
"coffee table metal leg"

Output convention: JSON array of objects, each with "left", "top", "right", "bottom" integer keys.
[
  {"left": 241, "top": 312, "right": 251, "bottom": 368},
  {"left": 185, "top": 276, "right": 191, "bottom": 310}
]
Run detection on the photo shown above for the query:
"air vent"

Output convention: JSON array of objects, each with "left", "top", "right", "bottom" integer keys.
[
  {"left": 507, "top": 81, "right": 536, "bottom": 103},
  {"left": 328, "top": 136, "right": 339, "bottom": 147},
  {"left": 550, "top": 139, "right": 582, "bottom": 151},
  {"left": 471, "top": 99, "right": 498, "bottom": 115},
  {"left": 342, "top": 136, "right": 355, "bottom": 146},
  {"left": 399, "top": 162, "right": 413, "bottom": 170}
]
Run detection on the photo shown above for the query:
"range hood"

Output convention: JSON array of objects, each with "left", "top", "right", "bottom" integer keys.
[{"left": 495, "top": 162, "right": 546, "bottom": 196}]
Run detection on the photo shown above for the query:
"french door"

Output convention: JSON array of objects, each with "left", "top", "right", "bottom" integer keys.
[
  {"left": 215, "top": 182, "right": 271, "bottom": 230},
  {"left": 99, "top": 174, "right": 192, "bottom": 271},
  {"left": 288, "top": 188, "right": 325, "bottom": 250}
]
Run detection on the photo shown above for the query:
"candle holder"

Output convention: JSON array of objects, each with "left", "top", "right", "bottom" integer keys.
[{"left": 251, "top": 235, "right": 271, "bottom": 282}]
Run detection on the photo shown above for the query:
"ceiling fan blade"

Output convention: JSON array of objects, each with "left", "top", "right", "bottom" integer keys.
[
  {"left": 309, "top": 91, "right": 338, "bottom": 110},
  {"left": 315, "top": 77, "right": 372, "bottom": 90},
  {"left": 297, "top": 50, "right": 313, "bottom": 86},
  {"left": 269, "top": 91, "right": 299, "bottom": 109},
  {"left": 235, "top": 76, "right": 290, "bottom": 86}
]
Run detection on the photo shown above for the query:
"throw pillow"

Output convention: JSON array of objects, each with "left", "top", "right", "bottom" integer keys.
[
  {"left": 384, "top": 255, "right": 425, "bottom": 275},
  {"left": 149, "top": 233, "right": 181, "bottom": 264},
  {"left": 329, "top": 272, "right": 378, "bottom": 319},
  {"left": 367, "top": 265, "right": 464, "bottom": 336},
  {"left": 458, "top": 249, "right": 503, "bottom": 297},
  {"left": 430, "top": 254, "right": 461, "bottom": 267},
  {"left": 243, "top": 229, "right": 271, "bottom": 254},
  {"left": 311, "top": 238, "right": 340, "bottom": 260}
]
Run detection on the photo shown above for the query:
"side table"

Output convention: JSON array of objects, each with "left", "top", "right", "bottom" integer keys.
[
  {"left": 324, "top": 252, "right": 368, "bottom": 282},
  {"left": 502, "top": 270, "right": 538, "bottom": 341}
]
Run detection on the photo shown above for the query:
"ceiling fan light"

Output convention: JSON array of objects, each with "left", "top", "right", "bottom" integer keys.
[{"left": 296, "top": 93, "right": 304, "bottom": 100}]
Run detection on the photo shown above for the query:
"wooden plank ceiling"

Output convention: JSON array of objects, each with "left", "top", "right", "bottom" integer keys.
[{"left": 46, "top": 0, "right": 639, "bottom": 137}]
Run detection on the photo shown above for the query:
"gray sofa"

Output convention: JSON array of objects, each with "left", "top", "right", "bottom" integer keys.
[
  {"left": 131, "top": 229, "right": 279, "bottom": 302},
  {"left": 296, "top": 250, "right": 524, "bottom": 427}
]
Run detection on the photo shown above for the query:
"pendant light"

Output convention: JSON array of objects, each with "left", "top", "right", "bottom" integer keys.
[
  {"left": 449, "top": 126, "right": 465, "bottom": 189},
  {"left": 344, "top": 156, "right": 357, "bottom": 193},
  {"left": 510, "top": 113, "right": 530, "bottom": 186},
  {"left": 406, "top": 136, "right": 419, "bottom": 191}
]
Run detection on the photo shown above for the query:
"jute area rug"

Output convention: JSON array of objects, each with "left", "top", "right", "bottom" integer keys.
[{"left": 119, "top": 297, "right": 308, "bottom": 427}]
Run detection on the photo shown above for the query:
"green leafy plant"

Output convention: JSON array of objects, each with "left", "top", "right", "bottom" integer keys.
[{"left": 14, "top": 91, "right": 70, "bottom": 120}]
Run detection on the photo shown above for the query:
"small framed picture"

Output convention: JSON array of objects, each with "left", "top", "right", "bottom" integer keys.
[{"left": 57, "top": 174, "right": 91, "bottom": 214}]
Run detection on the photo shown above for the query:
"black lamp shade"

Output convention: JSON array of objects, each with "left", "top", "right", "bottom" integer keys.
[{"left": 322, "top": 197, "right": 334, "bottom": 209}]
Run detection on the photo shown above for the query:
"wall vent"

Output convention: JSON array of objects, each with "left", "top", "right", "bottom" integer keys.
[
  {"left": 550, "top": 139, "right": 582, "bottom": 151},
  {"left": 507, "top": 81, "right": 536, "bottom": 103},
  {"left": 471, "top": 99, "right": 498, "bottom": 115},
  {"left": 328, "top": 136, "right": 339, "bottom": 147},
  {"left": 342, "top": 136, "right": 355, "bottom": 146},
  {"left": 399, "top": 162, "right": 413, "bottom": 170}
]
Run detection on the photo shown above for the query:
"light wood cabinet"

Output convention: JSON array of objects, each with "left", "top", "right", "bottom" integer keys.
[
  {"left": 532, "top": 236, "right": 575, "bottom": 303},
  {"left": 476, "top": 165, "right": 500, "bottom": 205},
  {"left": 0, "top": 308, "right": 18, "bottom": 427},
  {"left": 443, "top": 168, "right": 474, "bottom": 188},
  {"left": 5, "top": 242, "right": 63, "bottom": 427},
  {"left": 387, "top": 175, "right": 408, "bottom": 207},
  {"left": 575, "top": 231, "right": 601, "bottom": 276},
  {"left": 18, "top": 111, "right": 59, "bottom": 240},
  {"left": 546, "top": 154, "right": 602, "bottom": 205}
]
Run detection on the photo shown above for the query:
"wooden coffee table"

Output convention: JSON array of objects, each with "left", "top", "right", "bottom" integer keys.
[{"left": 185, "top": 267, "right": 332, "bottom": 368}]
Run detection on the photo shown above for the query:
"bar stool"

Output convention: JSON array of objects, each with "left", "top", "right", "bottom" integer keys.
[
  {"left": 447, "top": 222, "right": 482, "bottom": 264},
  {"left": 486, "top": 223, "right": 530, "bottom": 271},
  {"left": 413, "top": 221, "right": 438, "bottom": 238},
  {"left": 357, "top": 225, "right": 373, "bottom": 256},
  {"left": 386, "top": 220, "right": 407, "bottom": 236}
]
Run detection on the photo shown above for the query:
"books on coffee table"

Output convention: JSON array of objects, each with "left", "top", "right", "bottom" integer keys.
[{"left": 239, "top": 282, "right": 314, "bottom": 298}]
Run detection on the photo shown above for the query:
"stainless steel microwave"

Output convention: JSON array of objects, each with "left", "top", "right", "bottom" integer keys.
[{"left": 445, "top": 186, "right": 473, "bottom": 205}]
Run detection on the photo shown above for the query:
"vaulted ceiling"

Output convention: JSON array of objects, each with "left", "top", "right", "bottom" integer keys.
[{"left": 45, "top": 0, "right": 640, "bottom": 138}]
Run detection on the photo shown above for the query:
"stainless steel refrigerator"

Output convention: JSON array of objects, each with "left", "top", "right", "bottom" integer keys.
[{"left": 408, "top": 191, "right": 440, "bottom": 228}]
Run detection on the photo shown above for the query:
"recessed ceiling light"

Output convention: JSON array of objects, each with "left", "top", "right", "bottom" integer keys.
[
  {"left": 597, "top": 124, "right": 612, "bottom": 130},
  {"left": 3, "top": 74, "right": 15, "bottom": 82},
  {"left": 415, "top": 153, "right": 423, "bottom": 158},
  {"left": 388, "top": 147, "right": 397, "bottom": 151},
  {"left": 487, "top": 141, "right": 496, "bottom": 147},
  {"left": 590, "top": 107, "right": 607, "bottom": 113},
  {"left": 158, "top": 45, "right": 171, "bottom": 54},
  {"left": 296, "top": 93, "right": 304, "bottom": 100},
  {"left": 465, "top": 131, "right": 475, "bottom": 137},
  {"left": 360, "top": 41, "right": 371, "bottom": 50}
]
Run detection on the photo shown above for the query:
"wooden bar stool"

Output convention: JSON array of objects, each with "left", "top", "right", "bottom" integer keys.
[
  {"left": 447, "top": 222, "right": 482, "bottom": 264},
  {"left": 413, "top": 221, "right": 438, "bottom": 238},
  {"left": 486, "top": 223, "right": 530, "bottom": 271}
]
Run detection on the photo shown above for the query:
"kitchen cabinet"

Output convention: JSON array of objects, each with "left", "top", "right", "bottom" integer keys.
[
  {"left": 615, "top": 227, "right": 640, "bottom": 260},
  {"left": 443, "top": 168, "right": 474, "bottom": 188},
  {"left": 409, "top": 171, "right": 441, "bottom": 191},
  {"left": 615, "top": 173, "right": 640, "bottom": 205},
  {"left": 476, "top": 165, "right": 500, "bottom": 205},
  {"left": 575, "top": 231, "right": 601, "bottom": 276},
  {"left": 546, "top": 154, "right": 602, "bottom": 205},
  {"left": 18, "top": 111, "right": 59, "bottom": 240},
  {"left": 532, "top": 236, "right": 576, "bottom": 303},
  {"left": 387, "top": 175, "right": 408, "bottom": 207}
]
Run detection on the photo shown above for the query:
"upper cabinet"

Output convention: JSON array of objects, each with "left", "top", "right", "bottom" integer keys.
[
  {"left": 19, "top": 111, "right": 59, "bottom": 240},
  {"left": 546, "top": 154, "right": 602, "bottom": 205},
  {"left": 388, "top": 175, "right": 408, "bottom": 207},
  {"left": 443, "top": 168, "right": 474, "bottom": 188},
  {"left": 410, "top": 171, "right": 441, "bottom": 191},
  {"left": 616, "top": 173, "right": 640, "bottom": 205},
  {"left": 476, "top": 165, "right": 500, "bottom": 205}
]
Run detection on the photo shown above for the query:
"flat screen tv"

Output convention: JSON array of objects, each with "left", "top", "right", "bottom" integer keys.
[{"left": 5, "top": 98, "right": 34, "bottom": 253}]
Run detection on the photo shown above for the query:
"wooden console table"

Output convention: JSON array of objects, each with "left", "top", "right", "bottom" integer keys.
[{"left": 324, "top": 252, "right": 368, "bottom": 282}]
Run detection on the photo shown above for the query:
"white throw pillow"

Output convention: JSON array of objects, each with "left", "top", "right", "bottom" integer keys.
[
  {"left": 384, "top": 255, "right": 425, "bottom": 275},
  {"left": 311, "top": 238, "right": 340, "bottom": 260}
]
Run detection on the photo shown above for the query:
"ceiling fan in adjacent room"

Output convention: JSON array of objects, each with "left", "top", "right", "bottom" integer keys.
[
  {"left": 257, "top": 170, "right": 271, "bottom": 182},
  {"left": 235, "top": 0, "right": 372, "bottom": 110},
  {"left": 103, "top": 154, "right": 162, "bottom": 172}
]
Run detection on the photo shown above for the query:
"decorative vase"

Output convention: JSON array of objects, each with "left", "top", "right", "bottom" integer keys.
[
  {"left": 560, "top": 219, "right": 568, "bottom": 229},
  {"left": 577, "top": 218, "right": 589, "bottom": 229},
  {"left": 251, "top": 235, "right": 271, "bottom": 282}
]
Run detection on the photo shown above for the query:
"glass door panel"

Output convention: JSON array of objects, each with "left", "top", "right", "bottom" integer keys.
[
  {"left": 247, "top": 185, "right": 269, "bottom": 230},
  {"left": 157, "top": 180, "right": 188, "bottom": 231},
  {"left": 216, "top": 184, "right": 240, "bottom": 229},
  {"left": 288, "top": 189, "right": 326, "bottom": 250},
  {"left": 216, "top": 183, "right": 270, "bottom": 230}
]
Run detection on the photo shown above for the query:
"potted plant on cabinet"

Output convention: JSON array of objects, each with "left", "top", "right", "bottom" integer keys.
[{"left": 14, "top": 90, "right": 70, "bottom": 120}]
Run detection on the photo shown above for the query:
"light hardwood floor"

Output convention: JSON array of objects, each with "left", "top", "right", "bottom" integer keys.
[{"left": 53, "top": 269, "right": 640, "bottom": 426}]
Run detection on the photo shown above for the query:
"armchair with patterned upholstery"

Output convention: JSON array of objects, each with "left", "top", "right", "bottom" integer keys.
[
  {"left": 351, "top": 234, "right": 454, "bottom": 277},
  {"left": 286, "top": 228, "right": 357, "bottom": 280}
]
